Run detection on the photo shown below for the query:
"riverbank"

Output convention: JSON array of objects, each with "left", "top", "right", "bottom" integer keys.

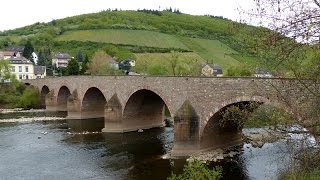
[
  {"left": 0, "top": 108, "right": 45, "bottom": 114},
  {"left": 191, "top": 128, "right": 290, "bottom": 163},
  {"left": 0, "top": 116, "right": 65, "bottom": 123},
  {"left": 0, "top": 108, "right": 65, "bottom": 123}
]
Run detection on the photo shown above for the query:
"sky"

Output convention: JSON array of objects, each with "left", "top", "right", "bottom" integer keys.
[{"left": 0, "top": 0, "right": 256, "bottom": 31}]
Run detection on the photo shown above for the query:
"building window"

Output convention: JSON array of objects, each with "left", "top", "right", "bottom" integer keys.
[
  {"left": 26, "top": 75, "right": 29, "bottom": 79},
  {"left": 19, "top": 66, "right": 22, "bottom": 72},
  {"left": 11, "top": 66, "right": 15, "bottom": 72},
  {"left": 25, "top": 66, "right": 29, "bottom": 72},
  {"left": 19, "top": 75, "right": 22, "bottom": 79}
]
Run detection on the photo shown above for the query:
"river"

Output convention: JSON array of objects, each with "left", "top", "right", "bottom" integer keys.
[{"left": 0, "top": 111, "right": 312, "bottom": 180}]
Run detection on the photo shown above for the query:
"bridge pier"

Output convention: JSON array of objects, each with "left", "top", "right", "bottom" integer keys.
[
  {"left": 45, "top": 90, "right": 58, "bottom": 111},
  {"left": 66, "top": 90, "right": 82, "bottom": 119},
  {"left": 171, "top": 100, "right": 201, "bottom": 157}
]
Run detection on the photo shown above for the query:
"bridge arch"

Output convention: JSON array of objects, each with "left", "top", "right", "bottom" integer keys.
[
  {"left": 200, "top": 96, "right": 295, "bottom": 151},
  {"left": 81, "top": 87, "right": 107, "bottom": 119},
  {"left": 199, "top": 96, "right": 270, "bottom": 151},
  {"left": 122, "top": 88, "right": 172, "bottom": 131},
  {"left": 40, "top": 85, "right": 50, "bottom": 108},
  {"left": 57, "top": 86, "right": 71, "bottom": 111}
]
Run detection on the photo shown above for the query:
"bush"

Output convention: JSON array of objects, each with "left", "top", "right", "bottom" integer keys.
[
  {"left": 18, "top": 87, "right": 40, "bottom": 109},
  {"left": 168, "top": 159, "right": 221, "bottom": 180},
  {"left": 224, "top": 64, "right": 253, "bottom": 77}
]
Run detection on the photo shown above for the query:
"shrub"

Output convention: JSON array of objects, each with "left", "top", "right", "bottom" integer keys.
[
  {"left": 168, "top": 159, "right": 221, "bottom": 180},
  {"left": 18, "top": 87, "right": 40, "bottom": 109}
]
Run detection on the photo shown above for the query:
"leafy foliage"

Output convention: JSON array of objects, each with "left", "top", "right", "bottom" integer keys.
[
  {"left": 88, "top": 50, "right": 122, "bottom": 75},
  {"left": 168, "top": 159, "right": 221, "bottom": 180},
  {"left": 18, "top": 87, "right": 40, "bottom": 108},
  {"left": 224, "top": 64, "right": 253, "bottom": 76},
  {"left": 66, "top": 58, "right": 80, "bottom": 75},
  {"left": 22, "top": 41, "right": 34, "bottom": 62},
  {"left": 0, "top": 60, "right": 12, "bottom": 82},
  {"left": 0, "top": 83, "right": 39, "bottom": 109}
]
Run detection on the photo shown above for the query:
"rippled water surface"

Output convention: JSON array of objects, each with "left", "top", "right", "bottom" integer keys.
[{"left": 0, "top": 112, "right": 296, "bottom": 180}]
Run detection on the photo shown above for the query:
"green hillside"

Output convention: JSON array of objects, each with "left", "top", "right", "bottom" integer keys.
[
  {"left": 0, "top": 10, "right": 268, "bottom": 75},
  {"left": 56, "top": 29, "right": 190, "bottom": 50},
  {"left": 135, "top": 52, "right": 205, "bottom": 75}
]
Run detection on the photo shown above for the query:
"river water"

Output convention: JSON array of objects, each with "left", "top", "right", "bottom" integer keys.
[{"left": 0, "top": 111, "right": 309, "bottom": 180}]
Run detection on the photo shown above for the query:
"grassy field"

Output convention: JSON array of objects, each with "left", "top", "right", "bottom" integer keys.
[
  {"left": 134, "top": 52, "right": 205, "bottom": 75},
  {"left": 56, "top": 29, "right": 190, "bottom": 50},
  {"left": 56, "top": 29, "right": 252, "bottom": 69},
  {"left": 230, "top": 54, "right": 261, "bottom": 67},
  {"left": 178, "top": 37, "right": 241, "bottom": 68}
]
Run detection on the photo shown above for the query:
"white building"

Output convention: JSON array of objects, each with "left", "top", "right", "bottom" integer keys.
[
  {"left": 254, "top": 68, "right": 274, "bottom": 78},
  {"left": 32, "top": 52, "right": 38, "bottom": 65},
  {"left": 52, "top": 52, "right": 71, "bottom": 68},
  {"left": 9, "top": 55, "right": 35, "bottom": 80}
]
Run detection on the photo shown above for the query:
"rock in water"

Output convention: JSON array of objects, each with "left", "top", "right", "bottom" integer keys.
[{"left": 138, "top": 129, "right": 144, "bottom": 133}]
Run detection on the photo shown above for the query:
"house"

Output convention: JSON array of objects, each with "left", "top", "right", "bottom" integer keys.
[
  {"left": 201, "top": 64, "right": 223, "bottom": 77},
  {"left": 254, "top": 68, "right": 273, "bottom": 78},
  {"left": 34, "top": 66, "right": 46, "bottom": 79},
  {"left": 9, "top": 54, "right": 35, "bottom": 80},
  {"left": 52, "top": 52, "right": 71, "bottom": 68}
]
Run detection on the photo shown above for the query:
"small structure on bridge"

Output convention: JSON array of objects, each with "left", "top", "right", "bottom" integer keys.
[{"left": 201, "top": 64, "right": 223, "bottom": 77}]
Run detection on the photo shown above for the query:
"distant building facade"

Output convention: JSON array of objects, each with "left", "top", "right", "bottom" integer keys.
[
  {"left": 9, "top": 54, "right": 35, "bottom": 80},
  {"left": 52, "top": 52, "right": 71, "bottom": 68},
  {"left": 34, "top": 66, "right": 46, "bottom": 79},
  {"left": 254, "top": 68, "right": 273, "bottom": 78},
  {"left": 201, "top": 64, "right": 223, "bottom": 77}
]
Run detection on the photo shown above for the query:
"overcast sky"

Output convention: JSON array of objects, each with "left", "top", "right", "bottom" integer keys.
[{"left": 0, "top": 0, "right": 256, "bottom": 31}]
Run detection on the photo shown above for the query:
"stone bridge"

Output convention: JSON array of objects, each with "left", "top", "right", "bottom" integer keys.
[{"left": 24, "top": 76, "right": 317, "bottom": 156}]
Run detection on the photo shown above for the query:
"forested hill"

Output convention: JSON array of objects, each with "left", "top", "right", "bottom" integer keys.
[{"left": 0, "top": 9, "right": 271, "bottom": 74}]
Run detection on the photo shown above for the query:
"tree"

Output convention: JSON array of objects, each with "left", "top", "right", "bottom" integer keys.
[
  {"left": 88, "top": 50, "right": 115, "bottom": 75},
  {"left": 76, "top": 50, "right": 83, "bottom": 62},
  {"left": 246, "top": 1, "right": 320, "bottom": 178},
  {"left": 169, "top": 50, "right": 179, "bottom": 76},
  {"left": 0, "top": 60, "right": 13, "bottom": 83},
  {"left": 248, "top": 0, "right": 320, "bottom": 118},
  {"left": 23, "top": 41, "right": 34, "bottom": 62},
  {"left": 66, "top": 58, "right": 79, "bottom": 75},
  {"left": 80, "top": 54, "right": 89, "bottom": 75}
]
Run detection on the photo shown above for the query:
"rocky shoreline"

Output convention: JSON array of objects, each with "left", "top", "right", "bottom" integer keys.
[
  {"left": 190, "top": 128, "right": 287, "bottom": 163},
  {"left": 0, "top": 117, "right": 65, "bottom": 123},
  {"left": 0, "top": 108, "right": 45, "bottom": 114}
]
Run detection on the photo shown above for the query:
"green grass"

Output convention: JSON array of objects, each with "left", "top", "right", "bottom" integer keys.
[
  {"left": 55, "top": 29, "right": 251, "bottom": 69},
  {"left": 56, "top": 29, "right": 190, "bottom": 50},
  {"left": 230, "top": 54, "right": 261, "bottom": 67},
  {"left": 55, "top": 29, "right": 250, "bottom": 69},
  {"left": 134, "top": 52, "right": 205, "bottom": 75},
  {"left": 179, "top": 37, "right": 241, "bottom": 69}
]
